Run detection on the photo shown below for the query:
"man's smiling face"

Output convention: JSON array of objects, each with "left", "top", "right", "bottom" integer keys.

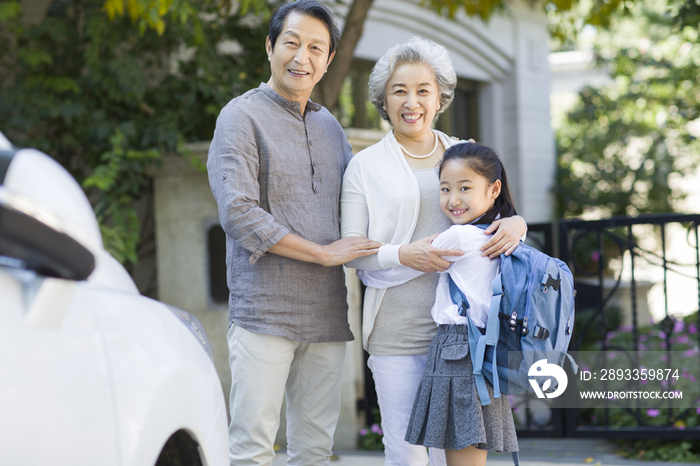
[{"left": 266, "top": 12, "right": 334, "bottom": 105}]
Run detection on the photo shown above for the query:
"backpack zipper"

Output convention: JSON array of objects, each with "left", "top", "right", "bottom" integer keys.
[
  {"left": 522, "top": 252, "right": 544, "bottom": 330},
  {"left": 562, "top": 266, "right": 575, "bottom": 335}
]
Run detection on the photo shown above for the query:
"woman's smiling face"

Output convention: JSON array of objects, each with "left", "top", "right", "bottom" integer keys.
[{"left": 384, "top": 63, "right": 440, "bottom": 140}]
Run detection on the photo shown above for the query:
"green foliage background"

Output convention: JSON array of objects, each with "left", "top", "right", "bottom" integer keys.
[
  {"left": 552, "top": 0, "right": 700, "bottom": 218},
  {"left": 0, "top": 0, "right": 278, "bottom": 263}
]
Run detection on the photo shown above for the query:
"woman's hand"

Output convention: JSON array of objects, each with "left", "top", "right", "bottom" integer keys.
[
  {"left": 399, "top": 234, "right": 463, "bottom": 273},
  {"left": 480, "top": 216, "right": 527, "bottom": 259}
]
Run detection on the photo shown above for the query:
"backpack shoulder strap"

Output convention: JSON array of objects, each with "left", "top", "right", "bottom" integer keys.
[
  {"left": 448, "top": 275, "right": 470, "bottom": 316},
  {"left": 472, "top": 271, "right": 504, "bottom": 405},
  {"left": 448, "top": 272, "right": 504, "bottom": 406}
]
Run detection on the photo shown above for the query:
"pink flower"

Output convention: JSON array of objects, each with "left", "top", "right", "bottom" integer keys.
[
  {"left": 696, "top": 407, "right": 700, "bottom": 415},
  {"left": 371, "top": 424, "right": 383, "bottom": 435},
  {"left": 673, "top": 320, "right": 685, "bottom": 333},
  {"left": 647, "top": 409, "right": 660, "bottom": 418},
  {"left": 659, "top": 331, "right": 667, "bottom": 340},
  {"left": 359, "top": 429, "right": 368, "bottom": 436},
  {"left": 661, "top": 355, "right": 668, "bottom": 362},
  {"left": 591, "top": 251, "right": 600, "bottom": 262},
  {"left": 689, "top": 325, "right": 698, "bottom": 334}
]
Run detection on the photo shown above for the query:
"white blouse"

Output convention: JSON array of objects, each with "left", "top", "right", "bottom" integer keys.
[{"left": 358, "top": 224, "right": 501, "bottom": 328}]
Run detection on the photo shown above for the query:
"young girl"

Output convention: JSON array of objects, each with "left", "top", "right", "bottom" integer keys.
[{"left": 358, "top": 142, "right": 519, "bottom": 466}]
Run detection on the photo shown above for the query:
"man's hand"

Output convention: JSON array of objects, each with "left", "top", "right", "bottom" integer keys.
[
  {"left": 398, "top": 234, "right": 463, "bottom": 273},
  {"left": 318, "top": 237, "right": 382, "bottom": 267},
  {"left": 480, "top": 216, "right": 527, "bottom": 259},
  {"left": 268, "top": 234, "right": 380, "bottom": 266}
]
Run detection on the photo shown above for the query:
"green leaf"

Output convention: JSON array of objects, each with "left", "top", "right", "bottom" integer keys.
[
  {"left": 18, "top": 48, "right": 53, "bottom": 68},
  {"left": 0, "top": 1, "right": 21, "bottom": 22}
]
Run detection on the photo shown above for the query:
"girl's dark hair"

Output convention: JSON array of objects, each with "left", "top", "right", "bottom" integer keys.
[
  {"left": 269, "top": 0, "right": 340, "bottom": 57},
  {"left": 438, "top": 142, "right": 517, "bottom": 225}
]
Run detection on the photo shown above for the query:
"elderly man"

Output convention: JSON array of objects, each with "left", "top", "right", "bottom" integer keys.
[{"left": 206, "top": 1, "right": 381, "bottom": 465}]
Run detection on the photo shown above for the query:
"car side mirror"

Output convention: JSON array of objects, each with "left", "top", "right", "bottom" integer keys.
[{"left": 0, "top": 187, "right": 95, "bottom": 281}]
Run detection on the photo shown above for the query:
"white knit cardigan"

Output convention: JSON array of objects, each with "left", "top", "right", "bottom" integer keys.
[{"left": 340, "top": 129, "right": 458, "bottom": 350}]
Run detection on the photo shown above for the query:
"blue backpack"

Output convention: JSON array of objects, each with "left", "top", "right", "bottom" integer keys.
[{"left": 448, "top": 234, "right": 578, "bottom": 408}]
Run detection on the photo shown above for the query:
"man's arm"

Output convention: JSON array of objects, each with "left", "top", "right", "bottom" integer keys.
[
  {"left": 207, "top": 103, "right": 380, "bottom": 266},
  {"left": 269, "top": 233, "right": 381, "bottom": 267}
]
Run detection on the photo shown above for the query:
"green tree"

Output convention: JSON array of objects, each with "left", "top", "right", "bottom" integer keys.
[
  {"left": 0, "top": 0, "right": 277, "bottom": 265},
  {"left": 92, "top": 0, "right": 634, "bottom": 111},
  {"left": 0, "top": 0, "right": 646, "bottom": 274},
  {"left": 554, "top": 0, "right": 700, "bottom": 218}
]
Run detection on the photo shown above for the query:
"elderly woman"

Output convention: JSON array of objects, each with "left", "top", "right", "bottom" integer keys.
[{"left": 340, "top": 37, "right": 526, "bottom": 466}]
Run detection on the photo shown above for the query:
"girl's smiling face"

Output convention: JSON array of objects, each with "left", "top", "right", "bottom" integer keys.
[{"left": 439, "top": 159, "right": 501, "bottom": 225}]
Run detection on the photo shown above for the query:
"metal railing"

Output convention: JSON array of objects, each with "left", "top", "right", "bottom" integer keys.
[{"left": 514, "top": 213, "right": 700, "bottom": 438}]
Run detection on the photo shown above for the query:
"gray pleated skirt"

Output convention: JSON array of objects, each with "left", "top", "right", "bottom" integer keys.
[{"left": 405, "top": 324, "right": 519, "bottom": 452}]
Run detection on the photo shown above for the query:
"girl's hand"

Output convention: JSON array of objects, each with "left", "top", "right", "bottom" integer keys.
[
  {"left": 399, "top": 234, "right": 464, "bottom": 273},
  {"left": 480, "top": 216, "right": 527, "bottom": 259}
]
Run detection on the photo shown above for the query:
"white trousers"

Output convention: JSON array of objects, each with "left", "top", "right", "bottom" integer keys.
[
  {"left": 368, "top": 355, "right": 447, "bottom": 466},
  {"left": 227, "top": 324, "right": 346, "bottom": 466}
]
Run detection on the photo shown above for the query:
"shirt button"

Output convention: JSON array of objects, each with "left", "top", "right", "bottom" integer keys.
[
  {"left": 314, "top": 186, "right": 319, "bottom": 193},
  {"left": 309, "top": 140, "right": 313, "bottom": 146}
]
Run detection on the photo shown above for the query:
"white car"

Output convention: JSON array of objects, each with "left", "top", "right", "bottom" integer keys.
[{"left": 0, "top": 132, "right": 228, "bottom": 466}]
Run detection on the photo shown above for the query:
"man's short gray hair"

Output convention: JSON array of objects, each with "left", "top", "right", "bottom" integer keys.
[{"left": 368, "top": 36, "right": 456, "bottom": 123}]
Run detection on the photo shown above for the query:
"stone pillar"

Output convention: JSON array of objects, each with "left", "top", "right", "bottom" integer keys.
[{"left": 499, "top": 3, "right": 556, "bottom": 223}]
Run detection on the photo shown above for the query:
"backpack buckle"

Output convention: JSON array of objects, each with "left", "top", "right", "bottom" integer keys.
[
  {"left": 533, "top": 325, "right": 550, "bottom": 340},
  {"left": 541, "top": 273, "right": 561, "bottom": 292}
]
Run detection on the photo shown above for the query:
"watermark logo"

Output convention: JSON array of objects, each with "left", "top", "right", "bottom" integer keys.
[{"left": 528, "top": 358, "right": 568, "bottom": 399}]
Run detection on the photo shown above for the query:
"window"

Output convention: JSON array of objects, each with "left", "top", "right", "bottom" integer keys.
[
  {"left": 435, "top": 79, "right": 480, "bottom": 141},
  {"left": 207, "top": 224, "right": 228, "bottom": 305}
]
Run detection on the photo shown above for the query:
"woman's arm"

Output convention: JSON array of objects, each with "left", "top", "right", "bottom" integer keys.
[
  {"left": 340, "top": 157, "right": 463, "bottom": 272},
  {"left": 358, "top": 227, "right": 464, "bottom": 289},
  {"left": 356, "top": 266, "right": 423, "bottom": 289},
  {"left": 340, "top": 174, "right": 396, "bottom": 271},
  {"left": 480, "top": 215, "right": 527, "bottom": 259}
]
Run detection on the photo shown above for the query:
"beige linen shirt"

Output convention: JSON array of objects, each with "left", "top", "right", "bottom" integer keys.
[{"left": 207, "top": 83, "right": 354, "bottom": 343}]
